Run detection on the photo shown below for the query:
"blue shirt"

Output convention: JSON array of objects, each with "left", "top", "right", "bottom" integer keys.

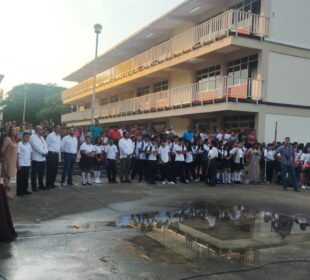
[
  {"left": 276, "top": 145, "right": 295, "bottom": 166},
  {"left": 91, "top": 125, "right": 103, "bottom": 141},
  {"left": 182, "top": 131, "right": 194, "bottom": 142}
]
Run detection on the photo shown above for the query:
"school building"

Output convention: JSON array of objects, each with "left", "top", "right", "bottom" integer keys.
[{"left": 61, "top": 0, "right": 310, "bottom": 143}]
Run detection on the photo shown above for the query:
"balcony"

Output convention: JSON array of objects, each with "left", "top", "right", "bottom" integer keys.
[
  {"left": 62, "top": 9, "right": 269, "bottom": 103},
  {"left": 62, "top": 76, "right": 264, "bottom": 124}
]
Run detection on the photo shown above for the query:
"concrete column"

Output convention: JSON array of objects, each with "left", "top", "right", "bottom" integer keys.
[
  {"left": 257, "top": 49, "right": 269, "bottom": 100},
  {"left": 256, "top": 112, "right": 266, "bottom": 142}
]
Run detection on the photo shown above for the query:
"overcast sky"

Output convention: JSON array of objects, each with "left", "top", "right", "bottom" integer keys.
[{"left": 0, "top": 0, "right": 183, "bottom": 93}]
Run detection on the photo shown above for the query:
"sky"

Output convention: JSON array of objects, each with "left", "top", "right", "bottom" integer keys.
[{"left": 0, "top": 0, "right": 184, "bottom": 94}]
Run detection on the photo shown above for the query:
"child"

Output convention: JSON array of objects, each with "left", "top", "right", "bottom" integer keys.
[
  {"left": 185, "top": 141, "right": 195, "bottom": 183},
  {"left": 104, "top": 138, "right": 118, "bottom": 183},
  {"left": 174, "top": 138, "right": 186, "bottom": 184},
  {"left": 158, "top": 140, "right": 170, "bottom": 184},
  {"left": 16, "top": 132, "right": 32, "bottom": 196},
  {"left": 230, "top": 142, "right": 245, "bottom": 184},
  {"left": 79, "top": 136, "right": 96, "bottom": 185},
  {"left": 145, "top": 137, "right": 158, "bottom": 184},
  {"left": 94, "top": 137, "right": 104, "bottom": 184}
]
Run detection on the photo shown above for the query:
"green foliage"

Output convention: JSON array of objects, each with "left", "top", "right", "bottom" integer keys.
[{"left": 1, "top": 83, "right": 70, "bottom": 124}]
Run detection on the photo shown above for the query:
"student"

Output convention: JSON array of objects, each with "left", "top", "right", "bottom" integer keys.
[
  {"left": 174, "top": 138, "right": 186, "bottom": 184},
  {"left": 206, "top": 140, "right": 218, "bottom": 186},
  {"left": 222, "top": 143, "right": 232, "bottom": 184},
  {"left": 105, "top": 138, "right": 118, "bottom": 183},
  {"left": 201, "top": 139, "right": 210, "bottom": 182},
  {"left": 16, "top": 132, "right": 32, "bottom": 196},
  {"left": 145, "top": 137, "right": 158, "bottom": 184},
  {"left": 94, "top": 137, "right": 104, "bottom": 184},
  {"left": 185, "top": 141, "right": 196, "bottom": 183},
  {"left": 195, "top": 139, "right": 205, "bottom": 181},
  {"left": 137, "top": 136, "right": 149, "bottom": 182},
  {"left": 264, "top": 144, "right": 276, "bottom": 183},
  {"left": 301, "top": 145, "right": 310, "bottom": 189},
  {"left": 230, "top": 142, "right": 245, "bottom": 184},
  {"left": 158, "top": 140, "right": 170, "bottom": 184},
  {"left": 79, "top": 136, "right": 96, "bottom": 185},
  {"left": 168, "top": 136, "right": 178, "bottom": 184}
]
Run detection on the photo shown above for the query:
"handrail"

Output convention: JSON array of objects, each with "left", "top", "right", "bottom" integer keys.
[
  {"left": 63, "top": 9, "right": 269, "bottom": 101},
  {"left": 62, "top": 76, "right": 263, "bottom": 123}
]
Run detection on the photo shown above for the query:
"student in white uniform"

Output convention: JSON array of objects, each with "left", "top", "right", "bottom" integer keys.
[
  {"left": 174, "top": 138, "right": 186, "bottom": 184},
  {"left": 118, "top": 131, "right": 134, "bottom": 183},
  {"left": 158, "top": 139, "right": 170, "bottom": 184},
  {"left": 16, "top": 132, "right": 32, "bottom": 196},
  {"left": 145, "top": 137, "right": 158, "bottom": 184},
  {"left": 137, "top": 136, "right": 149, "bottom": 182},
  {"left": 264, "top": 143, "right": 276, "bottom": 183},
  {"left": 207, "top": 140, "right": 219, "bottom": 186},
  {"left": 105, "top": 138, "right": 118, "bottom": 183},
  {"left": 93, "top": 137, "right": 104, "bottom": 184},
  {"left": 79, "top": 136, "right": 96, "bottom": 185},
  {"left": 230, "top": 142, "right": 245, "bottom": 184},
  {"left": 185, "top": 141, "right": 195, "bottom": 183}
]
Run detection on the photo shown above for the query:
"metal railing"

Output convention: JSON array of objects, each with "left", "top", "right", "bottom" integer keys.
[
  {"left": 63, "top": 9, "right": 269, "bottom": 102},
  {"left": 61, "top": 76, "right": 263, "bottom": 124}
]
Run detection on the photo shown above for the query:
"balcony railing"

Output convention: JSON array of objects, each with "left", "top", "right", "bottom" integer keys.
[
  {"left": 62, "top": 76, "right": 263, "bottom": 124},
  {"left": 63, "top": 9, "right": 269, "bottom": 102}
]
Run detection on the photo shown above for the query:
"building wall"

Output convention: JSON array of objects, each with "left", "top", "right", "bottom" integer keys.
[
  {"left": 266, "top": 0, "right": 310, "bottom": 49},
  {"left": 170, "top": 69, "right": 193, "bottom": 88},
  {"left": 264, "top": 113, "right": 310, "bottom": 143},
  {"left": 266, "top": 52, "right": 310, "bottom": 106}
]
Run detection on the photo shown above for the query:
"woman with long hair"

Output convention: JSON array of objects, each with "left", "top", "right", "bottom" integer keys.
[
  {"left": 1, "top": 125, "right": 18, "bottom": 198},
  {"left": 246, "top": 142, "right": 262, "bottom": 184}
]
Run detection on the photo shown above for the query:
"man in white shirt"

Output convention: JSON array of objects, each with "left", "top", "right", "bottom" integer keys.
[
  {"left": 118, "top": 131, "right": 134, "bottom": 183},
  {"left": 16, "top": 132, "right": 32, "bottom": 196},
  {"left": 61, "top": 127, "right": 78, "bottom": 187},
  {"left": 46, "top": 125, "right": 62, "bottom": 189},
  {"left": 173, "top": 138, "right": 186, "bottom": 184},
  {"left": 30, "top": 125, "right": 48, "bottom": 191},
  {"left": 137, "top": 136, "right": 149, "bottom": 182}
]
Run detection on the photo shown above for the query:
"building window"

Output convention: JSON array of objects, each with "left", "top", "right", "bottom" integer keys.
[
  {"left": 110, "top": 95, "right": 119, "bottom": 103},
  {"left": 137, "top": 86, "right": 151, "bottom": 97},
  {"left": 153, "top": 80, "right": 168, "bottom": 93},
  {"left": 231, "top": 0, "right": 261, "bottom": 14},
  {"left": 100, "top": 97, "right": 108, "bottom": 105},
  {"left": 84, "top": 103, "right": 91, "bottom": 109},
  {"left": 223, "top": 114, "right": 255, "bottom": 129},
  {"left": 196, "top": 65, "right": 221, "bottom": 90},
  {"left": 227, "top": 54, "right": 258, "bottom": 85}
]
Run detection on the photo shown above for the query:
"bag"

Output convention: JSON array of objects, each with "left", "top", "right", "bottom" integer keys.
[{"left": 302, "top": 162, "right": 310, "bottom": 172}]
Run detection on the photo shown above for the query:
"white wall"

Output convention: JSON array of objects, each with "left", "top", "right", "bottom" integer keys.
[
  {"left": 264, "top": 114, "right": 310, "bottom": 143},
  {"left": 266, "top": 52, "right": 310, "bottom": 106},
  {"left": 266, "top": 0, "right": 310, "bottom": 49}
]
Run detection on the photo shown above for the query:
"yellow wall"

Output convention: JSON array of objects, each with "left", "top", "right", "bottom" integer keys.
[
  {"left": 169, "top": 117, "right": 190, "bottom": 136},
  {"left": 170, "top": 69, "right": 194, "bottom": 89}
]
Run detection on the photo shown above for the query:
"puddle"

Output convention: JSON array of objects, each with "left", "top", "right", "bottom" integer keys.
[{"left": 116, "top": 202, "right": 310, "bottom": 267}]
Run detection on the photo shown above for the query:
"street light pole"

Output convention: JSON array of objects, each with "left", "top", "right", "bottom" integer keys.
[
  {"left": 22, "top": 84, "right": 28, "bottom": 122},
  {"left": 90, "top": 23, "right": 102, "bottom": 126}
]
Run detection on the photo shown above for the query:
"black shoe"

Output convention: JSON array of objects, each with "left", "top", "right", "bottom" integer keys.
[
  {"left": 24, "top": 190, "right": 32, "bottom": 195},
  {"left": 125, "top": 180, "right": 132, "bottom": 183},
  {"left": 39, "top": 186, "right": 48, "bottom": 190},
  {"left": 294, "top": 189, "right": 301, "bottom": 192},
  {"left": 121, "top": 181, "right": 126, "bottom": 183},
  {"left": 16, "top": 193, "right": 24, "bottom": 197},
  {"left": 113, "top": 180, "right": 118, "bottom": 183}
]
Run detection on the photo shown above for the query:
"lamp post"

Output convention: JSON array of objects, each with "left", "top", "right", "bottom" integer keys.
[
  {"left": 90, "top": 23, "right": 102, "bottom": 126},
  {"left": 22, "top": 84, "right": 28, "bottom": 122}
]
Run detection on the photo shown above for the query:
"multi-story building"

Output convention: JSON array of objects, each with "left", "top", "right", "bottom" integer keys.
[{"left": 61, "top": 0, "right": 310, "bottom": 143}]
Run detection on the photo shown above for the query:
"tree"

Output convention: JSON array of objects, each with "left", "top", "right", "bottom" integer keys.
[{"left": 1, "top": 83, "right": 70, "bottom": 124}]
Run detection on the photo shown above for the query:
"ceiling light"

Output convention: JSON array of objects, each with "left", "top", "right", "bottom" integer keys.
[
  {"left": 190, "top": 6, "right": 201, "bottom": 13},
  {"left": 146, "top": 33, "right": 154, "bottom": 38}
]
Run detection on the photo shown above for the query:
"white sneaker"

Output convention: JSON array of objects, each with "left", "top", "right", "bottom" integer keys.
[
  {"left": 301, "top": 185, "right": 307, "bottom": 189},
  {"left": 186, "top": 179, "right": 189, "bottom": 183},
  {"left": 169, "top": 181, "right": 176, "bottom": 185},
  {"left": 95, "top": 178, "right": 101, "bottom": 184},
  {"left": 162, "top": 181, "right": 166, "bottom": 185}
]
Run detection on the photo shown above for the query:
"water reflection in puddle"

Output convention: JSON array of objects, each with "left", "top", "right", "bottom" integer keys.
[{"left": 116, "top": 202, "right": 310, "bottom": 267}]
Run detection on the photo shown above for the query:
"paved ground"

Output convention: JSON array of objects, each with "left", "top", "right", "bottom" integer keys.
[{"left": 1, "top": 179, "right": 310, "bottom": 280}]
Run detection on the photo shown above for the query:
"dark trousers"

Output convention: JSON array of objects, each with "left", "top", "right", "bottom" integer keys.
[
  {"left": 266, "top": 161, "right": 275, "bottom": 183},
  {"left": 207, "top": 158, "right": 217, "bottom": 186},
  {"left": 169, "top": 157, "right": 176, "bottom": 182},
  {"left": 31, "top": 161, "right": 45, "bottom": 190},
  {"left": 107, "top": 159, "right": 116, "bottom": 182},
  {"left": 46, "top": 152, "right": 59, "bottom": 187},
  {"left": 61, "top": 153, "right": 76, "bottom": 184},
  {"left": 130, "top": 158, "right": 139, "bottom": 179},
  {"left": 147, "top": 160, "right": 157, "bottom": 183},
  {"left": 138, "top": 159, "right": 147, "bottom": 181},
  {"left": 160, "top": 162, "right": 169, "bottom": 181},
  {"left": 185, "top": 162, "right": 196, "bottom": 181},
  {"left": 120, "top": 158, "right": 131, "bottom": 182},
  {"left": 174, "top": 161, "right": 185, "bottom": 183},
  {"left": 281, "top": 164, "right": 298, "bottom": 190},
  {"left": 17, "top": 166, "right": 30, "bottom": 194}
]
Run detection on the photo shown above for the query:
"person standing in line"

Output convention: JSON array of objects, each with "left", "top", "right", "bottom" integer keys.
[
  {"left": 300, "top": 145, "right": 310, "bottom": 189},
  {"left": 30, "top": 125, "right": 48, "bottom": 192},
  {"left": 16, "top": 132, "right": 32, "bottom": 196},
  {"left": 130, "top": 135, "right": 139, "bottom": 180},
  {"left": 137, "top": 135, "right": 149, "bottom": 182},
  {"left": 1, "top": 126, "right": 19, "bottom": 198},
  {"left": 168, "top": 136, "right": 178, "bottom": 184},
  {"left": 276, "top": 137, "right": 300, "bottom": 192},
  {"left": 105, "top": 138, "right": 118, "bottom": 183},
  {"left": 90, "top": 119, "right": 103, "bottom": 143},
  {"left": 230, "top": 142, "right": 245, "bottom": 184},
  {"left": 174, "top": 138, "right": 186, "bottom": 184},
  {"left": 118, "top": 131, "right": 134, "bottom": 183},
  {"left": 264, "top": 143, "right": 276, "bottom": 184},
  {"left": 145, "top": 137, "right": 158, "bottom": 185},
  {"left": 45, "top": 125, "right": 62, "bottom": 189},
  {"left": 246, "top": 143, "right": 262, "bottom": 184},
  {"left": 206, "top": 140, "right": 219, "bottom": 186},
  {"left": 79, "top": 136, "right": 96, "bottom": 185},
  {"left": 61, "top": 127, "right": 78, "bottom": 187},
  {"left": 185, "top": 141, "right": 196, "bottom": 183},
  {"left": 93, "top": 137, "right": 104, "bottom": 184},
  {"left": 158, "top": 139, "right": 170, "bottom": 185}
]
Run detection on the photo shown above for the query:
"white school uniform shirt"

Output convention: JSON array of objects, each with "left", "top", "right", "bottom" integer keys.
[
  {"left": 80, "top": 143, "right": 95, "bottom": 153},
  {"left": 230, "top": 147, "right": 245, "bottom": 163},
  {"left": 61, "top": 135, "right": 78, "bottom": 154},
  {"left": 175, "top": 144, "right": 186, "bottom": 162},
  {"left": 118, "top": 138, "right": 134, "bottom": 159},
  {"left": 146, "top": 143, "right": 158, "bottom": 161},
  {"left": 137, "top": 141, "right": 148, "bottom": 160},
  {"left": 158, "top": 145, "right": 170, "bottom": 163},
  {"left": 104, "top": 144, "right": 118, "bottom": 160},
  {"left": 169, "top": 142, "right": 177, "bottom": 155},
  {"left": 301, "top": 153, "right": 310, "bottom": 163},
  {"left": 264, "top": 149, "right": 275, "bottom": 161},
  {"left": 208, "top": 147, "right": 219, "bottom": 159},
  {"left": 185, "top": 149, "right": 194, "bottom": 163},
  {"left": 30, "top": 133, "right": 48, "bottom": 162},
  {"left": 46, "top": 132, "right": 61, "bottom": 153},
  {"left": 94, "top": 145, "right": 103, "bottom": 155},
  {"left": 18, "top": 141, "right": 32, "bottom": 167}
]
